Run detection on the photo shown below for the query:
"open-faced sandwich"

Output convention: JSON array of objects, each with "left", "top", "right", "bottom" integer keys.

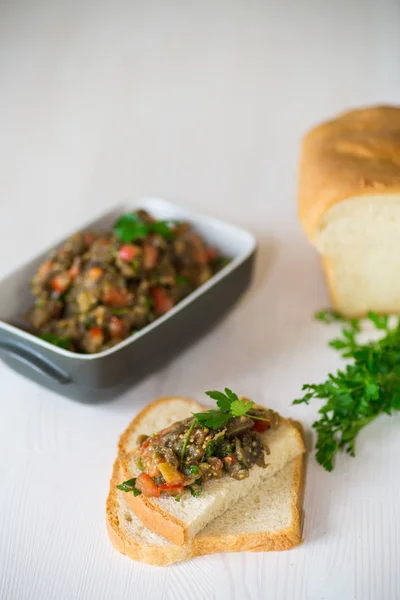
[{"left": 106, "top": 390, "right": 306, "bottom": 564}]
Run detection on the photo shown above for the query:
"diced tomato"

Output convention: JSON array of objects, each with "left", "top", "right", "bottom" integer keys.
[
  {"left": 89, "top": 326, "right": 104, "bottom": 340},
  {"left": 158, "top": 462, "right": 185, "bottom": 485},
  {"left": 109, "top": 316, "right": 128, "bottom": 338},
  {"left": 37, "top": 260, "right": 53, "bottom": 280},
  {"left": 118, "top": 244, "right": 140, "bottom": 262},
  {"left": 50, "top": 273, "right": 71, "bottom": 294},
  {"left": 135, "top": 473, "right": 160, "bottom": 498},
  {"left": 206, "top": 247, "right": 217, "bottom": 262},
  {"left": 252, "top": 420, "right": 270, "bottom": 433},
  {"left": 143, "top": 245, "right": 158, "bottom": 270},
  {"left": 141, "top": 438, "right": 150, "bottom": 451},
  {"left": 150, "top": 287, "right": 174, "bottom": 315},
  {"left": 68, "top": 259, "right": 81, "bottom": 280},
  {"left": 102, "top": 288, "right": 131, "bottom": 308},
  {"left": 158, "top": 484, "right": 184, "bottom": 497},
  {"left": 86, "top": 267, "right": 103, "bottom": 282}
]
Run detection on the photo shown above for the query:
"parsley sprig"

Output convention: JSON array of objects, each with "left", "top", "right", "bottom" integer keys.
[
  {"left": 193, "top": 388, "right": 270, "bottom": 430},
  {"left": 179, "top": 389, "right": 270, "bottom": 467},
  {"left": 114, "top": 212, "right": 175, "bottom": 243},
  {"left": 294, "top": 310, "right": 400, "bottom": 471}
]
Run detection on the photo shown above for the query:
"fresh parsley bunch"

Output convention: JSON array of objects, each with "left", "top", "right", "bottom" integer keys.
[{"left": 294, "top": 310, "right": 400, "bottom": 471}]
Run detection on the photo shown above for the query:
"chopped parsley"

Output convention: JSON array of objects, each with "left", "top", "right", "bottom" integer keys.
[
  {"left": 116, "top": 477, "right": 142, "bottom": 496},
  {"left": 39, "top": 333, "right": 73, "bottom": 350},
  {"left": 176, "top": 274, "right": 189, "bottom": 286}
]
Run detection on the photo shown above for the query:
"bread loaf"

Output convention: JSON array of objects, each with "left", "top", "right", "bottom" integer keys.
[{"left": 298, "top": 105, "right": 400, "bottom": 317}]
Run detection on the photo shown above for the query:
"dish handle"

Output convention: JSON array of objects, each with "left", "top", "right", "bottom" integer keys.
[{"left": 0, "top": 341, "right": 70, "bottom": 384}]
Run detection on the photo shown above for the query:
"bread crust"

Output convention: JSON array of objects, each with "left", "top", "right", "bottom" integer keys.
[
  {"left": 106, "top": 453, "right": 305, "bottom": 565},
  {"left": 298, "top": 105, "right": 400, "bottom": 239},
  {"left": 118, "top": 396, "right": 202, "bottom": 546},
  {"left": 106, "top": 397, "right": 306, "bottom": 564}
]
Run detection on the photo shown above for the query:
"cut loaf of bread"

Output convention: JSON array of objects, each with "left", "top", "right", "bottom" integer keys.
[
  {"left": 298, "top": 105, "right": 400, "bottom": 317},
  {"left": 106, "top": 399, "right": 305, "bottom": 566},
  {"left": 116, "top": 397, "right": 305, "bottom": 546}
]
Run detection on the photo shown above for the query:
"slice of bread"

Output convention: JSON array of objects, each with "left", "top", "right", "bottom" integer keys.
[
  {"left": 115, "top": 397, "right": 305, "bottom": 546},
  {"left": 298, "top": 105, "right": 400, "bottom": 317},
  {"left": 106, "top": 416, "right": 305, "bottom": 566}
]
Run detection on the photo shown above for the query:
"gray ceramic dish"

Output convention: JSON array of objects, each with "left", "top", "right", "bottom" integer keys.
[{"left": 0, "top": 198, "right": 256, "bottom": 402}]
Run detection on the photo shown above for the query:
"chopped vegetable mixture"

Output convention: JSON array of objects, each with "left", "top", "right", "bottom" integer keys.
[
  {"left": 118, "top": 389, "right": 280, "bottom": 500},
  {"left": 27, "top": 210, "right": 229, "bottom": 353}
]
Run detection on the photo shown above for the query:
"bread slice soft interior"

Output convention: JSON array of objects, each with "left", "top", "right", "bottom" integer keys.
[
  {"left": 113, "top": 396, "right": 305, "bottom": 547},
  {"left": 106, "top": 402, "right": 305, "bottom": 566},
  {"left": 316, "top": 195, "right": 400, "bottom": 316},
  {"left": 298, "top": 105, "right": 400, "bottom": 317}
]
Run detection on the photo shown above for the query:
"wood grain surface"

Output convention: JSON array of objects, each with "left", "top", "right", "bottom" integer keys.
[{"left": 1, "top": 1, "right": 400, "bottom": 599}]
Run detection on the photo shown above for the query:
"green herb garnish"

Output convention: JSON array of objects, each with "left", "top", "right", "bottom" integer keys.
[
  {"left": 150, "top": 220, "right": 175, "bottom": 241},
  {"left": 293, "top": 310, "right": 400, "bottom": 471},
  {"left": 116, "top": 477, "right": 142, "bottom": 496},
  {"left": 176, "top": 274, "right": 189, "bottom": 286},
  {"left": 180, "top": 420, "right": 196, "bottom": 469},
  {"left": 114, "top": 213, "right": 149, "bottom": 242},
  {"left": 39, "top": 333, "right": 73, "bottom": 350},
  {"left": 205, "top": 437, "right": 224, "bottom": 457},
  {"left": 189, "top": 465, "right": 200, "bottom": 475},
  {"left": 212, "top": 256, "right": 230, "bottom": 269},
  {"left": 111, "top": 308, "right": 127, "bottom": 316},
  {"left": 193, "top": 388, "right": 270, "bottom": 430},
  {"left": 136, "top": 458, "right": 145, "bottom": 471},
  {"left": 114, "top": 212, "right": 175, "bottom": 243},
  {"left": 190, "top": 487, "right": 201, "bottom": 498}
]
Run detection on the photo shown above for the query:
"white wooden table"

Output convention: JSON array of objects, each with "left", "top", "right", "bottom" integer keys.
[{"left": 1, "top": 2, "right": 400, "bottom": 599}]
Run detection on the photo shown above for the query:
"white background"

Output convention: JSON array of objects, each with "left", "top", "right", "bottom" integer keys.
[{"left": 1, "top": 1, "right": 400, "bottom": 599}]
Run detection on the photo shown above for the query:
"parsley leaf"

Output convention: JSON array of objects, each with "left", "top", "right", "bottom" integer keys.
[
  {"left": 114, "top": 213, "right": 149, "bottom": 242},
  {"left": 116, "top": 477, "right": 142, "bottom": 495},
  {"left": 176, "top": 274, "right": 189, "bottom": 286},
  {"left": 114, "top": 212, "right": 175, "bottom": 243},
  {"left": 230, "top": 398, "right": 254, "bottom": 417},
  {"left": 294, "top": 311, "right": 400, "bottom": 471},
  {"left": 150, "top": 220, "right": 174, "bottom": 240},
  {"left": 194, "top": 388, "right": 270, "bottom": 430},
  {"left": 39, "top": 333, "right": 73, "bottom": 350},
  {"left": 193, "top": 410, "right": 231, "bottom": 430}
]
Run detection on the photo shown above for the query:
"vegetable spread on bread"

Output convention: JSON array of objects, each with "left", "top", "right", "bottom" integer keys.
[
  {"left": 117, "top": 389, "right": 280, "bottom": 500},
  {"left": 26, "top": 209, "right": 229, "bottom": 354}
]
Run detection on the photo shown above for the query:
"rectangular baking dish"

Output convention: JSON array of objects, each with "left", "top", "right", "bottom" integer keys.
[{"left": 0, "top": 198, "right": 257, "bottom": 402}]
